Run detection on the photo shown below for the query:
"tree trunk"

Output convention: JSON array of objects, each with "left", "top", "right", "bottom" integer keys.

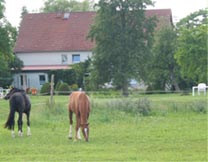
[
  {"left": 170, "top": 71, "right": 180, "bottom": 91},
  {"left": 122, "top": 83, "right": 129, "bottom": 97}
]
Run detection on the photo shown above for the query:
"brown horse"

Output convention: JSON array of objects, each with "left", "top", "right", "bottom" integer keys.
[{"left": 68, "top": 91, "right": 90, "bottom": 142}]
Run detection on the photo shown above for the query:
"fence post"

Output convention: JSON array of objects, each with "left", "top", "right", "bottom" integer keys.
[{"left": 50, "top": 74, "right": 54, "bottom": 106}]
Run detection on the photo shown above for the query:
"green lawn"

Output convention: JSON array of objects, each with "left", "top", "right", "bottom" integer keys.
[{"left": 0, "top": 94, "right": 207, "bottom": 161}]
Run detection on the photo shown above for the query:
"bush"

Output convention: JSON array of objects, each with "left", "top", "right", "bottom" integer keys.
[
  {"left": 70, "top": 84, "right": 78, "bottom": 91},
  {"left": 134, "top": 98, "right": 151, "bottom": 116},
  {"left": 40, "top": 82, "right": 51, "bottom": 95},
  {"left": 55, "top": 81, "right": 62, "bottom": 91},
  {"left": 57, "top": 82, "right": 70, "bottom": 95},
  {"left": 107, "top": 97, "right": 152, "bottom": 116},
  {"left": 190, "top": 101, "right": 207, "bottom": 114}
]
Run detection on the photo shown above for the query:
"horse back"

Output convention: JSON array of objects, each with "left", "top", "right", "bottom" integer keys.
[
  {"left": 78, "top": 93, "right": 90, "bottom": 113},
  {"left": 10, "top": 92, "right": 31, "bottom": 112},
  {"left": 69, "top": 91, "right": 81, "bottom": 113},
  {"left": 69, "top": 91, "right": 90, "bottom": 114}
]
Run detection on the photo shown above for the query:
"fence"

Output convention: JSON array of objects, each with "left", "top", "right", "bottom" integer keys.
[{"left": 31, "top": 89, "right": 194, "bottom": 98}]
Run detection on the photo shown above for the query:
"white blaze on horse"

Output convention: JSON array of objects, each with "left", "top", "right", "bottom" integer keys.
[{"left": 68, "top": 91, "right": 90, "bottom": 142}]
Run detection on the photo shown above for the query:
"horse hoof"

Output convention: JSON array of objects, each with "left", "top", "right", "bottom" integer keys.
[
  {"left": 74, "top": 139, "right": 78, "bottom": 142},
  {"left": 27, "top": 131, "right": 31, "bottom": 136},
  {"left": 19, "top": 133, "right": 23, "bottom": 137},
  {"left": 11, "top": 131, "right": 15, "bottom": 138},
  {"left": 27, "top": 127, "right": 31, "bottom": 136},
  {"left": 68, "top": 136, "right": 72, "bottom": 139}
]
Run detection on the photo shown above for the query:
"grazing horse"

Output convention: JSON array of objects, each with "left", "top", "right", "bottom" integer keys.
[
  {"left": 4, "top": 87, "right": 31, "bottom": 137},
  {"left": 68, "top": 91, "right": 90, "bottom": 142}
]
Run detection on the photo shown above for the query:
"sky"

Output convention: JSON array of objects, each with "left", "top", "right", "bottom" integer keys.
[{"left": 4, "top": 0, "right": 207, "bottom": 27}]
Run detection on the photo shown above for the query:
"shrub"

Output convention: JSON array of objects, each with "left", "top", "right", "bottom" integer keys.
[
  {"left": 107, "top": 97, "right": 152, "bottom": 116},
  {"left": 134, "top": 98, "right": 151, "bottom": 116},
  {"left": 57, "top": 82, "right": 70, "bottom": 95},
  {"left": 70, "top": 84, "right": 78, "bottom": 91},
  {"left": 40, "top": 82, "right": 51, "bottom": 95},
  {"left": 190, "top": 101, "right": 207, "bottom": 114},
  {"left": 55, "top": 81, "right": 62, "bottom": 91}
]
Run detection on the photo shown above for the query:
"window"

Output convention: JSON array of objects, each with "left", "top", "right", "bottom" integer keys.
[
  {"left": 72, "top": 54, "right": 80, "bottom": 63},
  {"left": 61, "top": 54, "right": 68, "bottom": 64},
  {"left": 39, "top": 75, "right": 46, "bottom": 85}
]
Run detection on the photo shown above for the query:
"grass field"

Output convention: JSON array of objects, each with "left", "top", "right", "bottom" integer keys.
[{"left": 0, "top": 93, "right": 207, "bottom": 161}]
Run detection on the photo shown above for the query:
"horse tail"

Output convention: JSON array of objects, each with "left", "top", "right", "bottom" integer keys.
[
  {"left": 79, "top": 93, "right": 90, "bottom": 125},
  {"left": 4, "top": 106, "right": 15, "bottom": 130}
]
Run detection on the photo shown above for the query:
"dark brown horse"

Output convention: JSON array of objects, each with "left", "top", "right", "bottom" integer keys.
[
  {"left": 68, "top": 91, "right": 90, "bottom": 142},
  {"left": 4, "top": 87, "right": 31, "bottom": 137}
]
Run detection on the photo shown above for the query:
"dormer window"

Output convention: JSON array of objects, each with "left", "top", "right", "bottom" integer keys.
[{"left": 63, "top": 13, "right": 70, "bottom": 19}]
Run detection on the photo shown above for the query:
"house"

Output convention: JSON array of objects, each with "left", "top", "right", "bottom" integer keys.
[{"left": 13, "top": 9, "right": 172, "bottom": 90}]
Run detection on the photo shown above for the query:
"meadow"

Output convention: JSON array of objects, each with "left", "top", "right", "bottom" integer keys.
[{"left": 0, "top": 93, "right": 207, "bottom": 162}]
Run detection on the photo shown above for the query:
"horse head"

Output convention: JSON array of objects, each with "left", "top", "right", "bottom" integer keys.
[{"left": 4, "top": 87, "right": 25, "bottom": 100}]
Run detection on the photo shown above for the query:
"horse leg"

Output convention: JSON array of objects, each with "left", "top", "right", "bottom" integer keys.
[
  {"left": 77, "top": 127, "right": 81, "bottom": 140},
  {"left": 11, "top": 124, "right": 15, "bottom": 138},
  {"left": 18, "top": 113, "right": 23, "bottom": 137},
  {"left": 11, "top": 115, "right": 15, "bottom": 138},
  {"left": 68, "top": 110, "right": 73, "bottom": 139},
  {"left": 75, "top": 114, "right": 81, "bottom": 140},
  {"left": 26, "top": 112, "right": 31, "bottom": 136}
]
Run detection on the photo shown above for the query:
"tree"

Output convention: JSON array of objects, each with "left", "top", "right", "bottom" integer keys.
[
  {"left": 9, "top": 55, "right": 23, "bottom": 73},
  {"left": 88, "top": 0, "right": 156, "bottom": 95},
  {"left": 0, "top": 55, "right": 13, "bottom": 87},
  {"left": 175, "top": 9, "right": 207, "bottom": 83},
  {"left": 148, "top": 27, "right": 180, "bottom": 91},
  {"left": 21, "top": 6, "right": 29, "bottom": 19},
  {"left": 72, "top": 58, "right": 91, "bottom": 90},
  {"left": 48, "top": 69, "right": 76, "bottom": 86},
  {"left": 0, "top": 0, "right": 19, "bottom": 87},
  {"left": 0, "top": 0, "right": 5, "bottom": 19},
  {"left": 42, "top": 0, "right": 95, "bottom": 12}
]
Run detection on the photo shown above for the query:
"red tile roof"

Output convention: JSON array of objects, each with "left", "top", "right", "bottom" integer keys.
[{"left": 14, "top": 9, "right": 172, "bottom": 53}]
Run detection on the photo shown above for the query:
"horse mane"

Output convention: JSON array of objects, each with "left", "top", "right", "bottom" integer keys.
[{"left": 13, "top": 87, "right": 25, "bottom": 93}]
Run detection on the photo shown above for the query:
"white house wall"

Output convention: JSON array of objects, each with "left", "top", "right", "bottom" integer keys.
[
  {"left": 16, "top": 51, "right": 92, "bottom": 66},
  {"left": 13, "top": 72, "right": 48, "bottom": 90},
  {"left": 12, "top": 51, "right": 92, "bottom": 91}
]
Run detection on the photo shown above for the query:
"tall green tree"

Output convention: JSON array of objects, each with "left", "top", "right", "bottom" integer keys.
[
  {"left": 148, "top": 27, "right": 180, "bottom": 91},
  {"left": 0, "top": 0, "right": 19, "bottom": 87},
  {"left": 21, "top": 6, "right": 29, "bottom": 19},
  {"left": 42, "top": 0, "right": 95, "bottom": 12},
  {"left": 0, "top": 0, "right": 4, "bottom": 19},
  {"left": 0, "top": 0, "right": 11, "bottom": 86},
  {"left": 88, "top": 0, "right": 156, "bottom": 95},
  {"left": 175, "top": 9, "right": 207, "bottom": 83},
  {"left": 72, "top": 58, "right": 91, "bottom": 90}
]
